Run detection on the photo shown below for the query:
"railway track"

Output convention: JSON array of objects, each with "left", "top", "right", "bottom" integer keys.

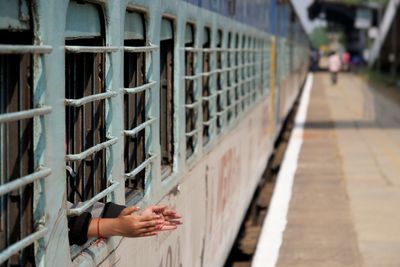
[{"left": 224, "top": 98, "right": 300, "bottom": 267}]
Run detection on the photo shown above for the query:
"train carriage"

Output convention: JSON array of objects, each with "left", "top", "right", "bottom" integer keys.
[{"left": 0, "top": 0, "right": 309, "bottom": 266}]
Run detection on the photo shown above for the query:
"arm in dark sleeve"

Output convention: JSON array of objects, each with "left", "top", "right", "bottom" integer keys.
[
  {"left": 67, "top": 202, "right": 126, "bottom": 245},
  {"left": 101, "top": 202, "right": 126, "bottom": 218},
  {"left": 68, "top": 212, "right": 92, "bottom": 245}
]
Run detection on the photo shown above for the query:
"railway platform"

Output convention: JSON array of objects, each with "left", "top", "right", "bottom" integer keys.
[{"left": 253, "top": 73, "right": 400, "bottom": 267}]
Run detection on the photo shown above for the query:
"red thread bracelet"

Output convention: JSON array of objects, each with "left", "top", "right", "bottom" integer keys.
[{"left": 97, "top": 218, "right": 104, "bottom": 239}]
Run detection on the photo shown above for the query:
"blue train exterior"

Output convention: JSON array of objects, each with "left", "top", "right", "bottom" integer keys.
[{"left": 0, "top": 0, "right": 309, "bottom": 266}]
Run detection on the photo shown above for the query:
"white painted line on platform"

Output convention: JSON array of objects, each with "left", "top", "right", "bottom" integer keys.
[{"left": 252, "top": 73, "right": 314, "bottom": 267}]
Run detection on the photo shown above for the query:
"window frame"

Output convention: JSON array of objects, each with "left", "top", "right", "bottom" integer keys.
[
  {"left": 123, "top": 10, "right": 158, "bottom": 203},
  {"left": 159, "top": 16, "right": 175, "bottom": 179},
  {"left": 64, "top": 0, "right": 120, "bottom": 257},
  {"left": 184, "top": 22, "right": 199, "bottom": 160},
  {"left": 0, "top": 11, "right": 52, "bottom": 267}
]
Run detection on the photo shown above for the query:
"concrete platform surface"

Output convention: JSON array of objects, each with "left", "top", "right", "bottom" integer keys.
[{"left": 276, "top": 73, "right": 400, "bottom": 267}]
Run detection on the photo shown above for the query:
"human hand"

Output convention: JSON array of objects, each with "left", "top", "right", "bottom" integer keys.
[
  {"left": 159, "top": 208, "right": 182, "bottom": 231},
  {"left": 110, "top": 206, "right": 164, "bottom": 237},
  {"left": 141, "top": 205, "right": 182, "bottom": 231}
]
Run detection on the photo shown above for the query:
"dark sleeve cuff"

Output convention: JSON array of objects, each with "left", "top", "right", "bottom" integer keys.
[
  {"left": 102, "top": 202, "right": 126, "bottom": 218},
  {"left": 68, "top": 212, "right": 92, "bottom": 245}
]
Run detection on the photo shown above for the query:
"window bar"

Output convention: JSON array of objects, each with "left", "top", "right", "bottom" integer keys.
[
  {"left": 65, "top": 46, "right": 119, "bottom": 53},
  {"left": 185, "top": 127, "right": 202, "bottom": 137},
  {"left": 65, "top": 137, "right": 118, "bottom": 161},
  {"left": 185, "top": 100, "right": 202, "bottom": 109},
  {"left": 184, "top": 73, "right": 203, "bottom": 80},
  {"left": 202, "top": 93, "right": 218, "bottom": 101},
  {"left": 0, "top": 106, "right": 52, "bottom": 123},
  {"left": 65, "top": 90, "right": 117, "bottom": 107},
  {"left": 217, "top": 87, "right": 230, "bottom": 95},
  {"left": 125, "top": 154, "right": 157, "bottom": 179},
  {"left": 216, "top": 108, "right": 230, "bottom": 116},
  {"left": 0, "top": 227, "right": 47, "bottom": 265},
  {"left": 203, "top": 116, "right": 217, "bottom": 126},
  {"left": 183, "top": 47, "right": 203, "bottom": 52},
  {"left": 0, "top": 45, "right": 52, "bottom": 54},
  {"left": 124, "top": 117, "right": 157, "bottom": 137},
  {"left": 67, "top": 180, "right": 120, "bottom": 216},
  {"left": 124, "top": 44, "right": 158, "bottom": 53},
  {"left": 0, "top": 168, "right": 51, "bottom": 196},
  {"left": 124, "top": 81, "right": 156, "bottom": 94}
]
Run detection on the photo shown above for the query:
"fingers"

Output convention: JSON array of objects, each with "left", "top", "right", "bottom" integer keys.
[
  {"left": 120, "top": 206, "right": 140, "bottom": 216},
  {"left": 139, "top": 231, "right": 158, "bottom": 237},
  {"left": 138, "top": 219, "right": 163, "bottom": 228},
  {"left": 139, "top": 213, "right": 162, "bottom": 222},
  {"left": 163, "top": 220, "right": 182, "bottom": 226},
  {"left": 150, "top": 205, "right": 167, "bottom": 213},
  {"left": 138, "top": 225, "right": 160, "bottom": 234},
  {"left": 160, "top": 225, "right": 178, "bottom": 231}
]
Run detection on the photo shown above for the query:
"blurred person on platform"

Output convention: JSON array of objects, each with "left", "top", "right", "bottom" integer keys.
[
  {"left": 328, "top": 51, "right": 341, "bottom": 85},
  {"left": 342, "top": 51, "right": 350, "bottom": 72}
]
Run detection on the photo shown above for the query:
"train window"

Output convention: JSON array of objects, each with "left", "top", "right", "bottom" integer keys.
[
  {"left": 262, "top": 39, "right": 270, "bottom": 95},
  {"left": 226, "top": 32, "right": 233, "bottom": 122},
  {"left": 256, "top": 39, "right": 266, "bottom": 96},
  {"left": 123, "top": 11, "right": 153, "bottom": 201},
  {"left": 251, "top": 37, "right": 257, "bottom": 103},
  {"left": 184, "top": 23, "right": 197, "bottom": 158},
  {"left": 0, "top": 30, "right": 35, "bottom": 267},
  {"left": 0, "top": 1, "right": 51, "bottom": 265},
  {"left": 160, "top": 18, "right": 174, "bottom": 175},
  {"left": 65, "top": 1, "right": 118, "bottom": 219},
  {"left": 216, "top": 29, "right": 224, "bottom": 133},
  {"left": 202, "top": 27, "right": 211, "bottom": 146},
  {"left": 234, "top": 34, "right": 240, "bottom": 117},
  {"left": 240, "top": 35, "right": 247, "bottom": 110}
]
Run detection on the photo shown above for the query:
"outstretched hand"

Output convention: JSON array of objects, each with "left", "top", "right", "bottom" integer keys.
[
  {"left": 114, "top": 206, "right": 165, "bottom": 237},
  {"left": 141, "top": 205, "right": 182, "bottom": 232},
  {"left": 87, "top": 205, "right": 182, "bottom": 239}
]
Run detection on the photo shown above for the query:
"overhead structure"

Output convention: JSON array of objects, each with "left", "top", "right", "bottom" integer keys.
[
  {"left": 308, "top": 0, "right": 382, "bottom": 55},
  {"left": 368, "top": 0, "right": 400, "bottom": 75}
]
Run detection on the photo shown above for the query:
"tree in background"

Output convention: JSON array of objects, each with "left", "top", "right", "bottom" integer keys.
[{"left": 311, "top": 27, "right": 329, "bottom": 49}]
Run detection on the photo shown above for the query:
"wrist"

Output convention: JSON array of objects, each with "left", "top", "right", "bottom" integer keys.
[{"left": 96, "top": 218, "right": 120, "bottom": 237}]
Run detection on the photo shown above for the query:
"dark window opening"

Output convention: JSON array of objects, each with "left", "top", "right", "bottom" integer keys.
[
  {"left": 202, "top": 27, "right": 211, "bottom": 145},
  {"left": 65, "top": 37, "right": 106, "bottom": 204},
  {"left": 0, "top": 31, "right": 35, "bottom": 267},
  {"left": 216, "top": 30, "right": 223, "bottom": 132},
  {"left": 185, "top": 24, "right": 196, "bottom": 158},
  {"left": 160, "top": 19, "right": 174, "bottom": 175},
  {"left": 124, "top": 38, "right": 146, "bottom": 200}
]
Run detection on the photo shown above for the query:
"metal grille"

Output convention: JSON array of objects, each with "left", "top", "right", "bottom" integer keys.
[
  {"left": 216, "top": 30, "right": 224, "bottom": 133},
  {"left": 65, "top": 38, "right": 107, "bottom": 204},
  {"left": 233, "top": 34, "right": 240, "bottom": 117},
  {"left": 160, "top": 36, "right": 174, "bottom": 175},
  {"left": 185, "top": 24, "right": 197, "bottom": 158},
  {"left": 226, "top": 33, "right": 233, "bottom": 123},
  {"left": 123, "top": 36, "right": 158, "bottom": 201},
  {"left": 65, "top": 37, "right": 119, "bottom": 216},
  {"left": 0, "top": 31, "right": 51, "bottom": 266},
  {"left": 124, "top": 39, "right": 145, "bottom": 200},
  {"left": 240, "top": 36, "right": 247, "bottom": 110},
  {"left": 202, "top": 28, "right": 211, "bottom": 146}
]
